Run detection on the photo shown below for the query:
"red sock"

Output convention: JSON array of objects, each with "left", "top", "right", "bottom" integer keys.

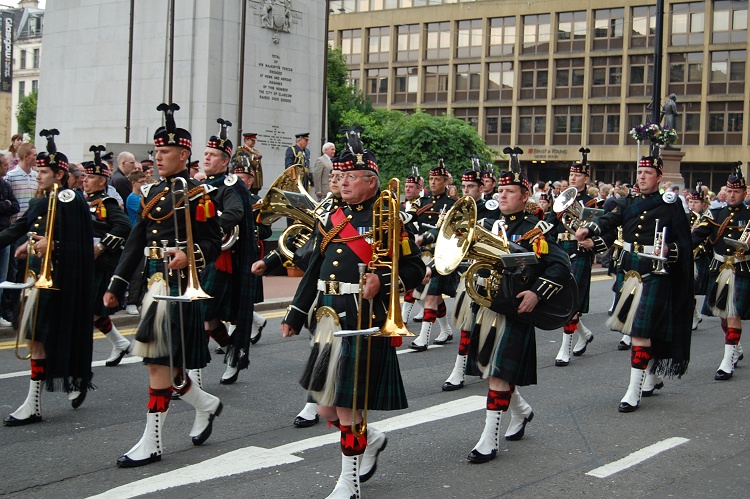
[
  {"left": 726, "top": 328, "right": 742, "bottom": 345},
  {"left": 423, "top": 308, "right": 437, "bottom": 323},
  {"left": 147, "top": 387, "right": 172, "bottom": 413},
  {"left": 563, "top": 320, "right": 578, "bottom": 334},
  {"left": 94, "top": 316, "right": 113, "bottom": 334},
  {"left": 328, "top": 419, "right": 341, "bottom": 430},
  {"left": 458, "top": 330, "right": 471, "bottom": 356},
  {"left": 631, "top": 345, "right": 652, "bottom": 370},
  {"left": 30, "top": 358, "right": 46, "bottom": 381},
  {"left": 437, "top": 301, "right": 447, "bottom": 318},
  {"left": 404, "top": 290, "right": 415, "bottom": 303},
  {"left": 486, "top": 387, "right": 514, "bottom": 411},
  {"left": 340, "top": 424, "right": 367, "bottom": 456}
]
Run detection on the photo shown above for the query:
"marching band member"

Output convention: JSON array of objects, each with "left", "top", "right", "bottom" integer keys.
[
  {"left": 400, "top": 166, "right": 424, "bottom": 323},
  {"left": 546, "top": 149, "right": 604, "bottom": 367},
  {"left": 465, "top": 149, "right": 570, "bottom": 463},
  {"left": 103, "top": 103, "right": 223, "bottom": 467},
  {"left": 480, "top": 164, "right": 497, "bottom": 199},
  {"left": 692, "top": 164, "right": 749, "bottom": 380},
  {"left": 281, "top": 130, "right": 425, "bottom": 497},
  {"left": 3, "top": 129, "right": 94, "bottom": 425},
  {"left": 577, "top": 155, "right": 692, "bottom": 412},
  {"left": 687, "top": 183, "right": 711, "bottom": 330},
  {"left": 410, "top": 159, "right": 459, "bottom": 351},
  {"left": 83, "top": 146, "right": 132, "bottom": 367},
  {"left": 240, "top": 132, "right": 263, "bottom": 195}
]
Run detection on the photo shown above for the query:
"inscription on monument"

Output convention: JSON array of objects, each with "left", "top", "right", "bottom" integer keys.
[
  {"left": 257, "top": 124, "right": 291, "bottom": 151},
  {"left": 258, "top": 53, "right": 294, "bottom": 105}
]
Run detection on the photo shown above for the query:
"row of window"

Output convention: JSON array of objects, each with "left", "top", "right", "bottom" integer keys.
[
  {"left": 353, "top": 51, "right": 746, "bottom": 106},
  {"left": 331, "top": 0, "right": 480, "bottom": 12},
  {"left": 441, "top": 103, "right": 744, "bottom": 147},
  {"left": 335, "top": 1, "right": 747, "bottom": 63},
  {"left": 17, "top": 48, "right": 40, "bottom": 70}
]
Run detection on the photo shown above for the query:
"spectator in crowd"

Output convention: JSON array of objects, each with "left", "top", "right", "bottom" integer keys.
[
  {"left": 5, "top": 134, "right": 22, "bottom": 170},
  {"left": 125, "top": 171, "right": 148, "bottom": 226},
  {"left": 0, "top": 154, "right": 19, "bottom": 327},
  {"left": 110, "top": 151, "right": 137, "bottom": 202}
]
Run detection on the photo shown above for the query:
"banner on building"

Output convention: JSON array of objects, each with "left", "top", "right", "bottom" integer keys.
[{"left": 1, "top": 12, "right": 12, "bottom": 93}]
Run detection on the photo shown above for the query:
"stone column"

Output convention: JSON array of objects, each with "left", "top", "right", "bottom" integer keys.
[{"left": 659, "top": 147, "right": 686, "bottom": 191}]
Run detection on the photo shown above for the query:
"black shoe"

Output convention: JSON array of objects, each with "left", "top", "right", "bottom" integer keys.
[
  {"left": 641, "top": 382, "right": 664, "bottom": 397},
  {"left": 192, "top": 402, "right": 223, "bottom": 446},
  {"left": 250, "top": 319, "right": 267, "bottom": 345},
  {"left": 441, "top": 380, "right": 464, "bottom": 391},
  {"left": 3, "top": 414, "right": 42, "bottom": 426},
  {"left": 555, "top": 359, "right": 569, "bottom": 367},
  {"left": 433, "top": 334, "right": 453, "bottom": 345},
  {"left": 617, "top": 340, "right": 631, "bottom": 351},
  {"left": 409, "top": 342, "right": 428, "bottom": 352},
  {"left": 618, "top": 401, "right": 639, "bottom": 413},
  {"left": 219, "top": 370, "right": 239, "bottom": 385},
  {"left": 105, "top": 346, "right": 130, "bottom": 367},
  {"left": 413, "top": 316, "right": 423, "bottom": 323},
  {"left": 116, "top": 453, "right": 161, "bottom": 468},
  {"left": 71, "top": 389, "right": 87, "bottom": 409},
  {"left": 214, "top": 347, "right": 225, "bottom": 355},
  {"left": 293, "top": 414, "right": 319, "bottom": 428},
  {"left": 715, "top": 369, "right": 733, "bottom": 381},
  {"left": 467, "top": 448, "right": 497, "bottom": 464},
  {"left": 573, "top": 335, "right": 594, "bottom": 356},
  {"left": 505, "top": 411, "right": 534, "bottom": 441}
]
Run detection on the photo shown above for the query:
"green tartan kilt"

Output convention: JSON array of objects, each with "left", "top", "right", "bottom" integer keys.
[
  {"left": 616, "top": 251, "right": 673, "bottom": 340},
  {"left": 703, "top": 265, "right": 750, "bottom": 319},
  {"left": 92, "top": 266, "right": 118, "bottom": 318},
  {"left": 23, "top": 287, "right": 54, "bottom": 343},
  {"left": 141, "top": 261, "right": 210, "bottom": 369},
  {"left": 426, "top": 270, "right": 460, "bottom": 297},
  {"left": 694, "top": 253, "right": 710, "bottom": 296},
  {"left": 200, "top": 263, "right": 235, "bottom": 322},
  {"left": 559, "top": 240, "right": 593, "bottom": 314}
]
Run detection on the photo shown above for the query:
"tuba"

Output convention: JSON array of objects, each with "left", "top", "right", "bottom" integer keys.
[
  {"left": 553, "top": 187, "right": 603, "bottom": 235},
  {"left": 436, "top": 196, "right": 579, "bottom": 330}
]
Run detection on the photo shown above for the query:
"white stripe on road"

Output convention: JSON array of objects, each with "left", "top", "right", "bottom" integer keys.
[
  {"left": 586, "top": 437, "right": 690, "bottom": 478},
  {"left": 0, "top": 356, "right": 144, "bottom": 380},
  {"left": 87, "top": 396, "right": 486, "bottom": 499},
  {"left": 397, "top": 344, "right": 444, "bottom": 354}
]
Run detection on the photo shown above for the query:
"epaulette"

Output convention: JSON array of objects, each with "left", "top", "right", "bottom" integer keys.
[
  {"left": 192, "top": 184, "right": 215, "bottom": 201},
  {"left": 224, "top": 174, "right": 238, "bottom": 186}
]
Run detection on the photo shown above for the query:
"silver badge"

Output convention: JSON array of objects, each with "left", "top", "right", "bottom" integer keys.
[
  {"left": 485, "top": 199, "right": 499, "bottom": 211},
  {"left": 58, "top": 190, "right": 76, "bottom": 203},
  {"left": 224, "top": 173, "right": 238, "bottom": 186},
  {"left": 662, "top": 191, "right": 677, "bottom": 204}
]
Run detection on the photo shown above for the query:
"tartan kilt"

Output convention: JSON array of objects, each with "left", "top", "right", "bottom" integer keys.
[
  {"left": 559, "top": 240, "right": 593, "bottom": 314},
  {"left": 615, "top": 252, "right": 673, "bottom": 341},
  {"left": 92, "top": 266, "right": 118, "bottom": 318},
  {"left": 23, "top": 288, "right": 53, "bottom": 343},
  {"left": 200, "top": 263, "right": 235, "bottom": 322},
  {"left": 694, "top": 253, "right": 710, "bottom": 296},
  {"left": 426, "top": 270, "right": 460, "bottom": 297},
  {"left": 466, "top": 307, "right": 537, "bottom": 386},
  {"left": 141, "top": 261, "right": 210, "bottom": 369},
  {"left": 703, "top": 265, "right": 750, "bottom": 319}
]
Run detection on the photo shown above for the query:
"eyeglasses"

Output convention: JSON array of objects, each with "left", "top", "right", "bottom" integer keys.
[{"left": 340, "top": 173, "right": 374, "bottom": 182}]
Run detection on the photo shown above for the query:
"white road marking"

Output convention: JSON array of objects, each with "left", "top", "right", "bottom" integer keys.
[
  {"left": 586, "top": 437, "right": 690, "bottom": 478},
  {"left": 0, "top": 356, "right": 144, "bottom": 380},
  {"left": 397, "top": 344, "right": 444, "bottom": 354},
  {"left": 87, "top": 396, "right": 486, "bottom": 499}
]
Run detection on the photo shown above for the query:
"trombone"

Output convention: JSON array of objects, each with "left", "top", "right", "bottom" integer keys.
[{"left": 152, "top": 176, "right": 212, "bottom": 390}]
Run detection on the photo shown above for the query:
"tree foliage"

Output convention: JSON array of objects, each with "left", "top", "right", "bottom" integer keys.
[
  {"left": 326, "top": 47, "right": 370, "bottom": 141},
  {"left": 337, "top": 108, "right": 496, "bottom": 185},
  {"left": 17, "top": 88, "right": 37, "bottom": 139}
]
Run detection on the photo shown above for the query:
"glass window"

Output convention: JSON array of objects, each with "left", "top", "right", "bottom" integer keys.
[
  {"left": 396, "top": 24, "right": 420, "bottom": 62},
  {"left": 631, "top": 5, "right": 656, "bottom": 48},
  {"left": 454, "top": 63, "right": 481, "bottom": 101},
  {"left": 589, "top": 104, "right": 621, "bottom": 145},
  {"left": 518, "top": 106, "right": 547, "bottom": 145},
  {"left": 522, "top": 14, "right": 550, "bottom": 54},
  {"left": 519, "top": 59, "right": 548, "bottom": 100},
  {"left": 18, "top": 81, "right": 25, "bottom": 104},
  {"left": 394, "top": 66, "right": 418, "bottom": 104},
  {"left": 484, "top": 107, "right": 512, "bottom": 145},
  {"left": 710, "top": 50, "right": 746, "bottom": 94},
  {"left": 713, "top": 1, "right": 749, "bottom": 44},
  {"left": 340, "top": 29, "right": 362, "bottom": 64},
  {"left": 368, "top": 27, "right": 390, "bottom": 63},
  {"left": 591, "top": 56, "right": 622, "bottom": 98},
  {"left": 671, "top": 2, "right": 705, "bottom": 46},
  {"left": 555, "top": 58, "right": 584, "bottom": 99},
  {"left": 486, "top": 61, "right": 514, "bottom": 101},
  {"left": 426, "top": 22, "right": 451, "bottom": 60},
  {"left": 32, "top": 49, "right": 39, "bottom": 69},
  {"left": 457, "top": 19, "right": 483, "bottom": 58},
  {"left": 557, "top": 11, "right": 587, "bottom": 52},
  {"left": 19, "top": 50, "right": 26, "bottom": 70},
  {"left": 708, "top": 101, "right": 744, "bottom": 145},
  {"left": 552, "top": 105, "right": 583, "bottom": 145},
  {"left": 489, "top": 17, "right": 515, "bottom": 56},
  {"left": 628, "top": 55, "right": 654, "bottom": 97},
  {"left": 366, "top": 68, "right": 389, "bottom": 105},
  {"left": 423, "top": 65, "right": 449, "bottom": 102},
  {"left": 593, "top": 8, "right": 624, "bottom": 50}
]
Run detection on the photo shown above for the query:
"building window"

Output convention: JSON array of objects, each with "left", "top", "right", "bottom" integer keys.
[
  {"left": 671, "top": 2, "right": 705, "bottom": 47},
  {"left": 33, "top": 49, "right": 39, "bottom": 69},
  {"left": 522, "top": 14, "right": 550, "bottom": 55},
  {"left": 553, "top": 105, "right": 583, "bottom": 145},
  {"left": 367, "top": 27, "right": 390, "bottom": 63},
  {"left": 328, "top": 31, "right": 335, "bottom": 50},
  {"left": 396, "top": 24, "right": 420, "bottom": 62},
  {"left": 555, "top": 58, "right": 585, "bottom": 99},
  {"left": 627, "top": 103, "right": 652, "bottom": 145},
  {"left": 519, "top": 59, "right": 548, "bottom": 100},
  {"left": 424, "top": 108, "right": 447, "bottom": 117},
  {"left": 454, "top": 108, "right": 478, "bottom": 130},
  {"left": 518, "top": 106, "right": 547, "bottom": 145},
  {"left": 708, "top": 101, "right": 743, "bottom": 145},
  {"left": 668, "top": 52, "right": 703, "bottom": 96},
  {"left": 710, "top": 50, "right": 746, "bottom": 95},
  {"left": 19, "top": 50, "right": 26, "bottom": 70},
  {"left": 423, "top": 65, "right": 448, "bottom": 103},
  {"left": 18, "top": 81, "right": 25, "bottom": 104},
  {"left": 454, "top": 63, "right": 481, "bottom": 102},
  {"left": 631, "top": 5, "right": 656, "bottom": 48},
  {"left": 366, "top": 68, "right": 388, "bottom": 105},
  {"left": 485, "top": 107, "right": 512, "bottom": 146},
  {"left": 674, "top": 102, "right": 701, "bottom": 146},
  {"left": 486, "top": 62, "right": 513, "bottom": 101},
  {"left": 31, "top": 80, "right": 37, "bottom": 92},
  {"left": 589, "top": 104, "right": 621, "bottom": 145},
  {"left": 456, "top": 19, "right": 483, "bottom": 58},
  {"left": 591, "top": 56, "right": 622, "bottom": 98},
  {"left": 348, "top": 69, "right": 361, "bottom": 89},
  {"left": 426, "top": 22, "right": 451, "bottom": 60},
  {"left": 712, "top": 0, "right": 748, "bottom": 44},
  {"left": 394, "top": 66, "right": 418, "bottom": 103},
  {"left": 593, "top": 8, "right": 624, "bottom": 50},
  {"left": 341, "top": 29, "right": 362, "bottom": 64},
  {"left": 489, "top": 16, "right": 515, "bottom": 56},
  {"left": 628, "top": 55, "right": 654, "bottom": 97},
  {"left": 557, "top": 11, "right": 587, "bottom": 52}
]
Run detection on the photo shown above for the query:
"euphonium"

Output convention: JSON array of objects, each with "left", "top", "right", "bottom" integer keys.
[{"left": 552, "top": 186, "right": 585, "bottom": 235}]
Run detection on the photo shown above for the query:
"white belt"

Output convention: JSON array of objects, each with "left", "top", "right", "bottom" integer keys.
[
  {"left": 713, "top": 252, "right": 750, "bottom": 264},
  {"left": 317, "top": 280, "right": 360, "bottom": 295},
  {"left": 622, "top": 242, "right": 654, "bottom": 254},
  {"left": 557, "top": 233, "right": 576, "bottom": 242},
  {"left": 144, "top": 246, "right": 180, "bottom": 259}
]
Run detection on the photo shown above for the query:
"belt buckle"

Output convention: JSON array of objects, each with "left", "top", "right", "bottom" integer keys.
[
  {"left": 148, "top": 247, "right": 163, "bottom": 260},
  {"left": 633, "top": 242, "right": 640, "bottom": 254},
  {"left": 327, "top": 280, "right": 340, "bottom": 295}
]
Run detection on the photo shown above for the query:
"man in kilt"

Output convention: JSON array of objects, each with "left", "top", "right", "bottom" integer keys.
[
  {"left": 687, "top": 183, "right": 711, "bottom": 330},
  {"left": 410, "top": 159, "right": 459, "bottom": 351},
  {"left": 691, "top": 164, "right": 749, "bottom": 381},
  {"left": 464, "top": 150, "right": 571, "bottom": 463},
  {"left": 3, "top": 129, "right": 94, "bottom": 425},
  {"left": 576, "top": 154, "right": 692, "bottom": 412},
  {"left": 103, "top": 103, "right": 223, "bottom": 467},
  {"left": 400, "top": 166, "right": 425, "bottom": 323},
  {"left": 83, "top": 146, "right": 132, "bottom": 367},
  {"left": 281, "top": 130, "right": 425, "bottom": 498},
  {"left": 546, "top": 149, "right": 607, "bottom": 367}
]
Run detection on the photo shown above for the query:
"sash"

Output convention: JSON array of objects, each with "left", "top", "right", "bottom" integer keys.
[
  {"left": 622, "top": 193, "right": 664, "bottom": 220},
  {"left": 330, "top": 208, "right": 373, "bottom": 265}
]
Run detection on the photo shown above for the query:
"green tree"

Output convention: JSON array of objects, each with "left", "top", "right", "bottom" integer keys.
[
  {"left": 326, "top": 47, "right": 370, "bottom": 141},
  {"left": 17, "top": 88, "right": 37, "bottom": 139}
]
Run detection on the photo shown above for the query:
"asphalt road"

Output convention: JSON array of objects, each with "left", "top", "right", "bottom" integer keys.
[{"left": 0, "top": 276, "right": 748, "bottom": 498}]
